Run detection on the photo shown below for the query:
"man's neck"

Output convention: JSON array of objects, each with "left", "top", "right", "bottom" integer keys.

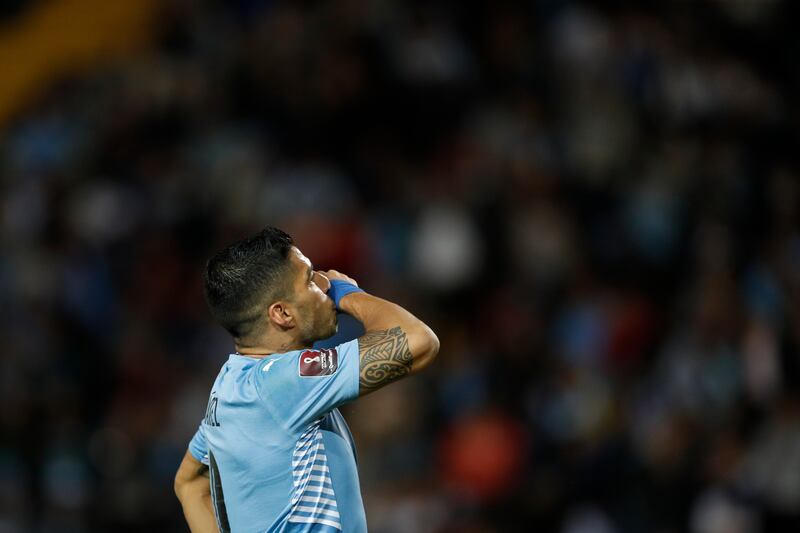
[{"left": 234, "top": 337, "right": 308, "bottom": 358}]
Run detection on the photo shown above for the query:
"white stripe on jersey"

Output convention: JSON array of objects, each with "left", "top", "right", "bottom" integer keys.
[
  {"left": 293, "top": 505, "right": 340, "bottom": 518},
  {"left": 292, "top": 450, "right": 325, "bottom": 469},
  {"left": 299, "top": 496, "right": 338, "bottom": 507},
  {"left": 286, "top": 514, "right": 342, "bottom": 529},
  {"left": 287, "top": 420, "right": 342, "bottom": 531}
]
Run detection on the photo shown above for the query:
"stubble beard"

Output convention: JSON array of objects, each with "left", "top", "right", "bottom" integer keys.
[{"left": 299, "top": 308, "right": 338, "bottom": 346}]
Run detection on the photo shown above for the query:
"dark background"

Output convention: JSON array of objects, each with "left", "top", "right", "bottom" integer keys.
[{"left": 1, "top": 0, "right": 799, "bottom": 531}]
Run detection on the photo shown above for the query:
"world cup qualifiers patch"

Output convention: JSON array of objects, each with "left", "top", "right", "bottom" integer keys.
[{"left": 299, "top": 348, "right": 339, "bottom": 377}]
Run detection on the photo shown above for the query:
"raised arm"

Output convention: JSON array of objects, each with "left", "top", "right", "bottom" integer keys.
[{"left": 323, "top": 271, "right": 439, "bottom": 395}]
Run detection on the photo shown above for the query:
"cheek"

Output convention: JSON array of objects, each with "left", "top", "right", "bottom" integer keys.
[
  {"left": 310, "top": 294, "right": 327, "bottom": 317},
  {"left": 317, "top": 290, "right": 330, "bottom": 307}
]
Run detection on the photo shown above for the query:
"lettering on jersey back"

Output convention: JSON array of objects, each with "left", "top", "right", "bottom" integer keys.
[
  {"left": 204, "top": 395, "right": 220, "bottom": 427},
  {"left": 299, "top": 348, "right": 339, "bottom": 377}
]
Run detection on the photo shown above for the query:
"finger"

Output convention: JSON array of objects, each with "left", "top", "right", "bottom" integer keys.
[{"left": 313, "top": 271, "right": 331, "bottom": 292}]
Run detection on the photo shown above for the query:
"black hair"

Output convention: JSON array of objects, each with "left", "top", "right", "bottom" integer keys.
[{"left": 203, "top": 226, "right": 295, "bottom": 339}]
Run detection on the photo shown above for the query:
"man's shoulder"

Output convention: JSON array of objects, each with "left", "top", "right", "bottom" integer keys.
[
  {"left": 253, "top": 341, "right": 355, "bottom": 380},
  {"left": 254, "top": 352, "right": 297, "bottom": 377}
]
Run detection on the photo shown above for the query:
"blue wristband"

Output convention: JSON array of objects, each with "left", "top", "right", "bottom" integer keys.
[{"left": 328, "top": 279, "right": 364, "bottom": 309}]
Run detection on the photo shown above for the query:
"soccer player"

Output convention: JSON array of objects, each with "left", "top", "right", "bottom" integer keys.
[{"left": 173, "top": 227, "right": 440, "bottom": 532}]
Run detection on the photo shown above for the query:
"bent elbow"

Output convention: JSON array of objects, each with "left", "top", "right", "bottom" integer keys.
[
  {"left": 424, "top": 328, "right": 440, "bottom": 359},
  {"left": 410, "top": 324, "right": 439, "bottom": 371},
  {"left": 174, "top": 469, "right": 189, "bottom": 502},
  {"left": 174, "top": 470, "right": 188, "bottom": 501}
]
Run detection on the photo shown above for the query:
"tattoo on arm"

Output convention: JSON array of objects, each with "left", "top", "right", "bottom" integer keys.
[{"left": 359, "top": 327, "right": 413, "bottom": 392}]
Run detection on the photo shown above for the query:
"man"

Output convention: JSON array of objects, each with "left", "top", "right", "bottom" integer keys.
[{"left": 174, "top": 227, "right": 440, "bottom": 532}]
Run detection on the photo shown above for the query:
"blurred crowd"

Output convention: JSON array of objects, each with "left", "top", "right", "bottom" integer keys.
[{"left": 1, "top": 0, "right": 799, "bottom": 531}]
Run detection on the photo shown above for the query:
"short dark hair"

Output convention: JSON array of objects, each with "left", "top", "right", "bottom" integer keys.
[{"left": 203, "top": 226, "right": 295, "bottom": 339}]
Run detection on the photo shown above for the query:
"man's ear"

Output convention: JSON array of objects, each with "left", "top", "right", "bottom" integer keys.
[{"left": 268, "top": 301, "right": 295, "bottom": 330}]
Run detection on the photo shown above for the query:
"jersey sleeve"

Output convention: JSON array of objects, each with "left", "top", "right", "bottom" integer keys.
[
  {"left": 253, "top": 338, "right": 360, "bottom": 434},
  {"left": 187, "top": 421, "right": 210, "bottom": 465}
]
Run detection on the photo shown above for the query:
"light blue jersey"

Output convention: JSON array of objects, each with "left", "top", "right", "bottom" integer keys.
[{"left": 188, "top": 338, "right": 366, "bottom": 532}]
